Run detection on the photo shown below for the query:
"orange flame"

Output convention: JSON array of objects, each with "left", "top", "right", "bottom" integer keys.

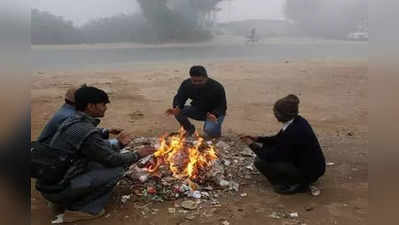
[{"left": 148, "top": 127, "right": 218, "bottom": 181}]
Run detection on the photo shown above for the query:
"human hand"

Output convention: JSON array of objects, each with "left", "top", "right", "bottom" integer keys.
[
  {"left": 240, "top": 135, "right": 256, "bottom": 145},
  {"left": 117, "top": 132, "right": 132, "bottom": 146},
  {"left": 136, "top": 146, "right": 156, "bottom": 158},
  {"left": 165, "top": 107, "right": 181, "bottom": 116},
  {"left": 109, "top": 128, "right": 123, "bottom": 135},
  {"left": 206, "top": 112, "right": 217, "bottom": 122}
]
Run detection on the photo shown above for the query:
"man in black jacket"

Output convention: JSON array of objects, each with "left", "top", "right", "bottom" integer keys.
[
  {"left": 166, "top": 65, "right": 227, "bottom": 138},
  {"left": 241, "top": 94, "right": 325, "bottom": 195},
  {"left": 36, "top": 86, "right": 155, "bottom": 223}
]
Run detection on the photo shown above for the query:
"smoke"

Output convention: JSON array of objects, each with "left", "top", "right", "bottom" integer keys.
[
  {"left": 285, "top": 0, "right": 367, "bottom": 39},
  {"left": 136, "top": 0, "right": 224, "bottom": 43}
]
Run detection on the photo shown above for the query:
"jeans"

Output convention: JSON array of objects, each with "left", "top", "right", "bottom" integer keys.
[
  {"left": 40, "top": 162, "right": 125, "bottom": 215},
  {"left": 175, "top": 106, "right": 225, "bottom": 138}
]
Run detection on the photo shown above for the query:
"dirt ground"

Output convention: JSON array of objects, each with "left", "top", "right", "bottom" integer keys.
[{"left": 31, "top": 60, "right": 368, "bottom": 225}]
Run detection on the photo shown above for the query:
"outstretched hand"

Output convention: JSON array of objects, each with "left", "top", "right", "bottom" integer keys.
[
  {"left": 117, "top": 132, "right": 132, "bottom": 146},
  {"left": 136, "top": 146, "right": 156, "bottom": 158},
  {"left": 109, "top": 128, "right": 123, "bottom": 135},
  {"left": 165, "top": 107, "right": 181, "bottom": 116},
  {"left": 240, "top": 135, "right": 256, "bottom": 145}
]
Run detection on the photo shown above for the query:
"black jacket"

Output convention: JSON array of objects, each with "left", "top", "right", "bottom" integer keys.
[
  {"left": 250, "top": 115, "right": 326, "bottom": 182},
  {"left": 173, "top": 78, "right": 227, "bottom": 117}
]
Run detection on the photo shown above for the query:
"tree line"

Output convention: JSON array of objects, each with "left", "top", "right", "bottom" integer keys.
[
  {"left": 32, "top": 0, "right": 368, "bottom": 45},
  {"left": 32, "top": 0, "right": 223, "bottom": 45}
]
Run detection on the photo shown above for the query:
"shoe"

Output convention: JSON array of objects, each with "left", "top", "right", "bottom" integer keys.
[
  {"left": 48, "top": 202, "right": 65, "bottom": 217},
  {"left": 309, "top": 185, "right": 321, "bottom": 196},
  {"left": 51, "top": 214, "right": 65, "bottom": 224},
  {"left": 273, "top": 184, "right": 309, "bottom": 195},
  {"left": 62, "top": 209, "right": 106, "bottom": 223}
]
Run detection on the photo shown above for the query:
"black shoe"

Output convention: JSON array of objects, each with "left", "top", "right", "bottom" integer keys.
[{"left": 273, "top": 184, "right": 309, "bottom": 195}]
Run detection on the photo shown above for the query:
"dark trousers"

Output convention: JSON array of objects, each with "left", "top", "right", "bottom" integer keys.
[
  {"left": 175, "top": 106, "right": 225, "bottom": 138},
  {"left": 40, "top": 162, "right": 124, "bottom": 214},
  {"left": 254, "top": 157, "right": 308, "bottom": 186}
]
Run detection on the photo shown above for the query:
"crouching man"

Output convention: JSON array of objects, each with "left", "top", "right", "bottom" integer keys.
[
  {"left": 241, "top": 94, "right": 325, "bottom": 195},
  {"left": 166, "top": 65, "right": 227, "bottom": 138},
  {"left": 35, "top": 85, "right": 154, "bottom": 223}
]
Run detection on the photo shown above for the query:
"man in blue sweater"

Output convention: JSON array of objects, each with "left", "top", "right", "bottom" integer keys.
[
  {"left": 37, "top": 87, "right": 77, "bottom": 142},
  {"left": 38, "top": 86, "right": 123, "bottom": 147}
]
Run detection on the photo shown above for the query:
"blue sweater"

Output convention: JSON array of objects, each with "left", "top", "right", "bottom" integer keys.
[{"left": 38, "top": 103, "right": 76, "bottom": 142}]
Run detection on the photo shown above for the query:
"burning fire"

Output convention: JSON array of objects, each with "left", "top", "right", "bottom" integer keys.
[{"left": 147, "top": 128, "right": 218, "bottom": 181}]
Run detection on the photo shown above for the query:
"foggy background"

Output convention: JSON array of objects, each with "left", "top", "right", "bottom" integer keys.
[{"left": 31, "top": 0, "right": 368, "bottom": 45}]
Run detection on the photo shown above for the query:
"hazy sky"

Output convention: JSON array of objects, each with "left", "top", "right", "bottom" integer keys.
[
  {"left": 217, "top": 0, "right": 285, "bottom": 22},
  {"left": 34, "top": 0, "right": 285, "bottom": 26}
]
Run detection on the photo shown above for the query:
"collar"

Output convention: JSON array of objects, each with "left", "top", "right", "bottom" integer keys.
[
  {"left": 282, "top": 118, "right": 294, "bottom": 131},
  {"left": 76, "top": 111, "right": 101, "bottom": 126},
  {"left": 63, "top": 103, "right": 75, "bottom": 109}
]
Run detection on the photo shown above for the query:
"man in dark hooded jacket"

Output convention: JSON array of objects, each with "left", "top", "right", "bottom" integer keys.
[{"left": 36, "top": 86, "right": 154, "bottom": 223}]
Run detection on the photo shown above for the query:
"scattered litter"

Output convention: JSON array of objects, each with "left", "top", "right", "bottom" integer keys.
[
  {"left": 147, "top": 186, "right": 157, "bottom": 195},
  {"left": 121, "top": 195, "right": 131, "bottom": 204},
  {"left": 246, "top": 165, "right": 254, "bottom": 171},
  {"left": 168, "top": 208, "right": 176, "bottom": 214},
  {"left": 216, "top": 141, "right": 230, "bottom": 151},
  {"left": 178, "top": 209, "right": 189, "bottom": 214},
  {"left": 289, "top": 212, "right": 299, "bottom": 218},
  {"left": 305, "top": 205, "right": 315, "bottom": 211},
  {"left": 223, "top": 160, "right": 231, "bottom": 166},
  {"left": 269, "top": 212, "right": 281, "bottom": 219},
  {"left": 185, "top": 215, "right": 196, "bottom": 220},
  {"left": 326, "top": 162, "right": 335, "bottom": 166},
  {"left": 230, "top": 181, "right": 240, "bottom": 192},
  {"left": 241, "top": 147, "right": 255, "bottom": 157},
  {"left": 181, "top": 200, "right": 198, "bottom": 210},
  {"left": 240, "top": 193, "right": 248, "bottom": 197},
  {"left": 201, "top": 192, "right": 210, "bottom": 198},
  {"left": 191, "top": 191, "right": 202, "bottom": 199},
  {"left": 221, "top": 220, "right": 230, "bottom": 225},
  {"left": 218, "top": 179, "right": 230, "bottom": 187},
  {"left": 203, "top": 186, "right": 213, "bottom": 191}
]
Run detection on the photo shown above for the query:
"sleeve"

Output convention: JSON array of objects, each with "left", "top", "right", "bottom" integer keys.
[
  {"left": 80, "top": 132, "right": 140, "bottom": 167},
  {"left": 211, "top": 85, "right": 227, "bottom": 117},
  {"left": 249, "top": 142, "right": 272, "bottom": 160},
  {"left": 108, "top": 138, "right": 122, "bottom": 152},
  {"left": 256, "top": 135, "right": 278, "bottom": 145},
  {"left": 173, "top": 81, "right": 189, "bottom": 109},
  {"left": 250, "top": 134, "right": 294, "bottom": 162},
  {"left": 98, "top": 128, "right": 110, "bottom": 139}
]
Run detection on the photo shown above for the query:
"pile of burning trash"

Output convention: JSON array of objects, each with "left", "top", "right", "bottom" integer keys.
[{"left": 116, "top": 129, "right": 259, "bottom": 203}]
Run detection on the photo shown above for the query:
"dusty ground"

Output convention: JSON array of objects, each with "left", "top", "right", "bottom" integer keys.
[{"left": 31, "top": 60, "right": 368, "bottom": 225}]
